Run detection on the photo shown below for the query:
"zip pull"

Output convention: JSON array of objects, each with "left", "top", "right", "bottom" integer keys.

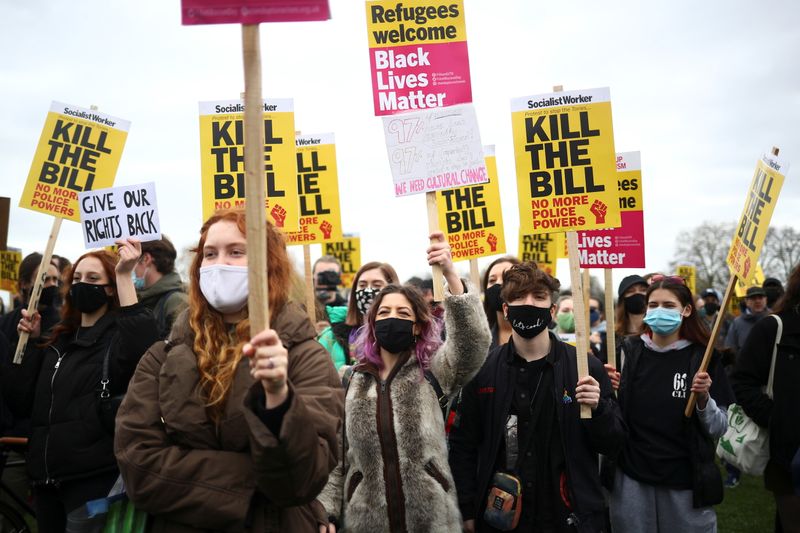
[{"left": 380, "top": 380, "right": 387, "bottom": 394}]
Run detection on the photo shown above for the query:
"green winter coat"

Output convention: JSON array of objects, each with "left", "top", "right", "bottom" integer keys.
[
  {"left": 136, "top": 271, "right": 189, "bottom": 339},
  {"left": 318, "top": 305, "right": 348, "bottom": 370}
]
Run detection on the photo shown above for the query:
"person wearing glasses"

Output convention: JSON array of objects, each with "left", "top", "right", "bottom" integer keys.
[{"left": 605, "top": 275, "right": 734, "bottom": 532}]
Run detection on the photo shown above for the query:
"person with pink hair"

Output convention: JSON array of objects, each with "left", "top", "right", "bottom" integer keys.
[{"left": 318, "top": 231, "right": 492, "bottom": 533}]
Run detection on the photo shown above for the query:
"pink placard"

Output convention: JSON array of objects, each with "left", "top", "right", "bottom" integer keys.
[
  {"left": 369, "top": 41, "right": 472, "bottom": 116},
  {"left": 181, "top": 0, "right": 330, "bottom": 25},
  {"left": 577, "top": 210, "right": 645, "bottom": 268}
]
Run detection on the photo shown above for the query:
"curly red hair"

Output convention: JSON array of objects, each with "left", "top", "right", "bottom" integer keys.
[{"left": 188, "top": 209, "right": 292, "bottom": 423}]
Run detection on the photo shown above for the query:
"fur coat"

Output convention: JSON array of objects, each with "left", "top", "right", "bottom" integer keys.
[{"left": 318, "top": 284, "right": 491, "bottom": 532}]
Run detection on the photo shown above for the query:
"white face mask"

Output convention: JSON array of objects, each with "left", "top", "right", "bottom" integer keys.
[{"left": 199, "top": 264, "right": 249, "bottom": 314}]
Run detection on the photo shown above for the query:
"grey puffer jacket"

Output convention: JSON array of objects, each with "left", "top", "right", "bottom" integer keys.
[{"left": 318, "top": 283, "right": 491, "bottom": 533}]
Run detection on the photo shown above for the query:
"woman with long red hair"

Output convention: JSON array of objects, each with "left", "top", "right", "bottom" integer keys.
[
  {"left": 6, "top": 239, "right": 157, "bottom": 532},
  {"left": 115, "top": 209, "right": 343, "bottom": 531}
]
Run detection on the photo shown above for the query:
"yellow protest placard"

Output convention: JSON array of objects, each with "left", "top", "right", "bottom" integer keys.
[
  {"left": 0, "top": 249, "right": 22, "bottom": 293},
  {"left": 676, "top": 265, "right": 697, "bottom": 295},
  {"left": 285, "top": 134, "right": 343, "bottom": 245},
  {"left": 735, "top": 262, "right": 765, "bottom": 297},
  {"left": 511, "top": 87, "right": 620, "bottom": 235},
  {"left": 436, "top": 145, "right": 505, "bottom": 261},
  {"left": 727, "top": 153, "right": 788, "bottom": 280},
  {"left": 19, "top": 102, "right": 130, "bottom": 222},
  {"left": 199, "top": 99, "right": 299, "bottom": 231},
  {"left": 519, "top": 233, "right": 559, "bottom": 277},
  {"left": 323, "top": 234, "right": 361, "bottom": 288}
]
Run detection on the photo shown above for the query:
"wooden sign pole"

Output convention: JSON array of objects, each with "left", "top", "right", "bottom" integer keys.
[
  {"left": 552, "top": 85, "right": 591, "bottom": 418},
  {"left": 303, "top": 245, "right": 316, "bottom": 323},
  {"left": 566, "top": 232, "right": 592, "bottom": 418},
  {"left": 684, "top": 274, "right": 737, "bottom": 416},
  {"left": 604, "top": 268, "right": 617, "bottom": 369},
  {"left": 14, "top": 217, "right": 62, "bottom": 364},
  {"left": 242, "top": 24, "right": 269, "bottom": 333},
  {"left": 469, "top": 258, "right": 480, "bottom": 290},
  {"left": 426, "top": 192, "right": 445, "bottom": 301},
  {"left": 0, "top": 197, "right": 10, "bottom": 251}
]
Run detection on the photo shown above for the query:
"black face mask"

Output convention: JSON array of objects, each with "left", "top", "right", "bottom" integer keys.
[
  {"left": 704, "top": 302, "right": 720, "bottom": 316},
  {"left": 505, "top": 304, "right": 552, "bottom": 339},
  {"left": 374, "top": 317, "right": 415, "bottom": 354},
  {"left": 69, "top": 283, "right": 111, "bottom": 313},
  {"left": 484, "top": 284, "right": 503, "bottom": 313},
  {"left": 39, "top": 285, "right": 59, "bottom": 308},
  {"left": 624, "top": 293, "right": 647, "bottom": 315}
]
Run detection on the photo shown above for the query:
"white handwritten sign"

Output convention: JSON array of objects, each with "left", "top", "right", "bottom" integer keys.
[
  {"left": 382, "top": 103, "right": 487, "bottom": 196},
  {"left": 79, "top": 182, "right": 161, "bottom": 248}
]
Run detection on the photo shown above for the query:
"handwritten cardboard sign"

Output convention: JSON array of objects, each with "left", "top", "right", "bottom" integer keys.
[
  {"left": 383, "top": 103, "right": 486, "bottom": 197},
  {"left": 79, "top": 183, "right": 161, "bottom": 248}
]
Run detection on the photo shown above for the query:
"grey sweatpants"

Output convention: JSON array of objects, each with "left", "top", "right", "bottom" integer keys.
[{"left": 609, "top": 469, "right": 717, "bottom": 533}]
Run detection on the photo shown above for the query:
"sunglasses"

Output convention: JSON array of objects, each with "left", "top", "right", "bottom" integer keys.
[{"left": 649, "top": 274, "right": 686, "bottom": 286}]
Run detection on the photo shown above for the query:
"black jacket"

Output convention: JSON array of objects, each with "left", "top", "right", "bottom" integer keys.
[
  {"left": 732, "top": 310, "right": 800, "bottom": 472},
  {"left": 448, "top": 332, "right": 626, "bottom": 531},
  {"left": 1, "top": 303, "right": 156, "bottom": 485}
]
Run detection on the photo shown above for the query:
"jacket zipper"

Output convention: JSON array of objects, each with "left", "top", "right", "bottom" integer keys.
[
  {"left": 44, "top": 346, "right": 65, "bottom": 484},
  {"left": 376, "top": 376, "right": 407, "bottom": 532}
]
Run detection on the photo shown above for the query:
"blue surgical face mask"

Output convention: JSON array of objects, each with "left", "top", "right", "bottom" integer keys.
[
  {"left": 132, "top": 266, "right": 148, "bottom": 290},
  {"left": 643, "top": 307, "right": 684, "bottom": 336}
]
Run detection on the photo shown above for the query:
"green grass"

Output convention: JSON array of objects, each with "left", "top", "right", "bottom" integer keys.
[{"left": 716, "top": 466, "right": 776, "bottom": 533}]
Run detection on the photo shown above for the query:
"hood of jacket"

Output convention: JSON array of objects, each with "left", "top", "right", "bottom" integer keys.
[{"left": 137, "top": 271, "right": 185, "bottom": 306}]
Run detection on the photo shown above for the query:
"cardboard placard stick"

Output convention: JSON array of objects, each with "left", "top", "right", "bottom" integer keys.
[
  {"left": 303, "top": 245, "right": 315, "bottom": 323},
  {"left": 14, "top": 217, "right": 62, "bottom": 363},
  {"left": 604, "top": 268, "right": 617, "bottom": 369},
  {"left": 567, "top": 232, "right": 592, "bottom": 418},
  {"left": 426, "top": 192, "right": 445, "bottom": 301},
  {"left": 242, "top": 24, "right": 269, "bottom": 332},
  {"left": 469, "top": 258, "right": 480, "bottom": 290},
  {"left": 684, "top": 274, "right": 737, "bottom": 416},
  {"left": 552, "top": 84, "right": 591, "bottom": 419},
  {"left": 0, "top": 197, "right": 9, "bottom": 251}
]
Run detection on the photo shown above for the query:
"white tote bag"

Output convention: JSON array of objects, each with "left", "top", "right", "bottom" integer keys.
[{"left": 716, "top": 314, "right": 782, "bottom": 476}]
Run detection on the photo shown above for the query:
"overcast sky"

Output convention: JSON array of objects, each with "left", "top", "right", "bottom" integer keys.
[{"left": 2, "top": 0, "right": 798, "bottom": 300}]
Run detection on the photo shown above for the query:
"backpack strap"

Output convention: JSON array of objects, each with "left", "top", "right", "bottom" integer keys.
[
  {"left": 154, "top": 289, "right": 182, "bottom": 339},
  {"left": 99, "top": 334, "right": 117, "bottom": 400},
  {"left": 423, "top": 369, "right": 450, "bottom": 419},
  {"left": 766, "top": 315, "right": 783, "bottom": 399}
]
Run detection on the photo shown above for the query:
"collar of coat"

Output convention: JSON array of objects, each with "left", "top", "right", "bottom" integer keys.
[
  {"left": 62, "top": 309, "right": 119, "bottom": 349},
  {"left": 504, "top": 331, "right": 560, "bottom": 366}
]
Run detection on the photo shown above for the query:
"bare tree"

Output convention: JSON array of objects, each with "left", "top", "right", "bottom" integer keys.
[
  {"left": 761, "top": 226, "right": 800, "bottom": 281},
  {"left": 670, "top": 221, "right": 736, "bottom": 291}
]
